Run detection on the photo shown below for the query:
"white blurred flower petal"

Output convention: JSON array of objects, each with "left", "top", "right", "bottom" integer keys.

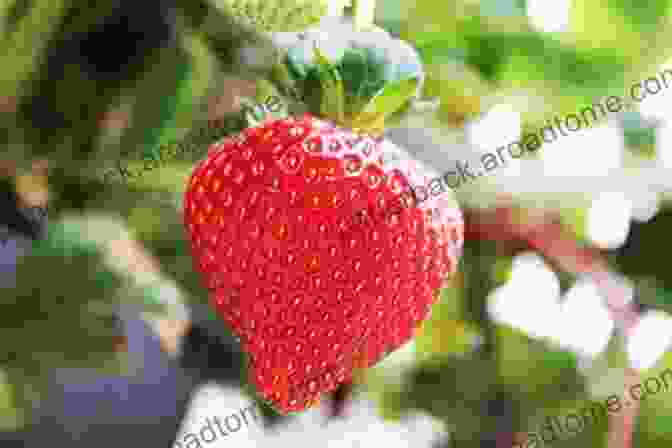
[
  {"left": 488, "top": 283, "right": 562, "bottom": 340},
  {"left": 174, "top": 382, "right": 264, "bottom": 448},
  {"left": 627, "top": 310, "right": 672, "bottom": 371},
  {"left": 541, "top": 122, "right": 624, "bottom": 177},
  {"left": 510, "top": 252, "right": 561, "bottom": 300},
  {"left": 586, "top": 191, "right": 632, "bottom": 249},
  {"left": 630, "top": 188, "right": 661, "bottom": 222},
  {"left": 557, "top": 279, "right": 614, "bottom": 357},
  {"left": 527, "top": 0, "right": 571, "bottom": 33}
]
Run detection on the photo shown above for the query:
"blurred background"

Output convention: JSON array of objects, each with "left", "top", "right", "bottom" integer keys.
[{"left": 2, "top": 0, "right": 672, "bottom": 447}]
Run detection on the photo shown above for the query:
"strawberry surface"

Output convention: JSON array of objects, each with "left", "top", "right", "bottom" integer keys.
[{"left": 184, "top": 114, "right": 463, "bottom": 413}]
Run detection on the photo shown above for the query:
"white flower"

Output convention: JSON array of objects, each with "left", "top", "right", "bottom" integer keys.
[
  {"left": 627, "top": 311, "right": 672, "bottom": 371},
  {"left": 586, "top": 191, "right": 633, "bottom": 249},
  {"left": 488, "top": 255, "right": 616, "bottom": 358}
]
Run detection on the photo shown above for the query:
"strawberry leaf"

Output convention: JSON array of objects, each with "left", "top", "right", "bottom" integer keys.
[{"left": 351, "top": 77, "right": 420, "bottom": 132}]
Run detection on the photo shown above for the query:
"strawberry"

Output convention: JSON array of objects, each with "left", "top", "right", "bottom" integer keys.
[{"left": 184, "top": 24, "right": 463, "bottom": 414}]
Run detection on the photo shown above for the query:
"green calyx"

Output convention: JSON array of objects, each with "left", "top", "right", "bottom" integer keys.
[{"left": 283, "top": 33, "right": 424, "bottom": 135}]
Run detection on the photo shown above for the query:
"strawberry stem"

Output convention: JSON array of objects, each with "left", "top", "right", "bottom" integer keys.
[{"left": 314, "top": 45, "right": 346, "bottom": 124}]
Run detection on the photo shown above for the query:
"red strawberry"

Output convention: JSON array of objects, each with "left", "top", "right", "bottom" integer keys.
[{"left": 184, "top": 113, "right": 463, "bottom": 413}]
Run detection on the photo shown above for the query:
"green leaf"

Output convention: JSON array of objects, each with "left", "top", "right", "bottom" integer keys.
[
  {"left": 141, "top": 58, "right": 193, "bottom": 161},
  {"left": 352, "top": 76, "right": 420, "bottom": 131},
  {"left": 338, "top": 48, "right": 371, "bottom": 107},
  {"left": 416, "top": 40, "right": 468, "bottom": 65},
  {"left": 313, "top": 45, "right": 345, "bottom": 124}
]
